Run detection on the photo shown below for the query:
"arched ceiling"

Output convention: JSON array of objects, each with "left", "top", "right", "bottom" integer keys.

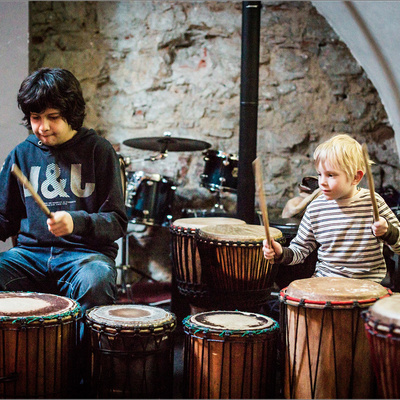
[{"left": 312, "top": 1, "right": 400, "bottom": 157}]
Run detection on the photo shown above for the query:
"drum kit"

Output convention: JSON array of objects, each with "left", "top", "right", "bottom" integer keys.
[{"left": 120, "top": 132, "right": 239, "bottom": 227}]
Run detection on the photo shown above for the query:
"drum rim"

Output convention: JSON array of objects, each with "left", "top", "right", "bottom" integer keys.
[
  {"left": 170, "top": 217, "right": 246, "bottom": 230},
  {"left": 182, "top": 310, "right": 279, "bottom": 336},
  {"left": 196, "top": 224, "right": 283, "bottom": 243},
  {"left": 363, "top": 309, "right": 400, "bottom": 336},
  {"left": 203, "top": 149, "right": 238, "bottom": 159},
  {"left": 0, "top": 291, "right": 81, "bottom": 324},
  {"left": 279, "top": 287, "right": 392, "bottom": 309},
  {"left": 85, "top": 304, "right": 176, "bottom": 330}
]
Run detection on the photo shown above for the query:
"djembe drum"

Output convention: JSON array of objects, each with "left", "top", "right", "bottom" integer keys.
[
  {"left": 0, "top": 292, "right": 81, "bottom": 398},
  {"left": 85, "top": 304, "right": 176, "bottom": 399},
  {"left": 170, "top": 217, "right": 246, "bottom": 309},
  {"left": 196, "top": 224, "right": 284, "bottom": 310},
  {"left": 183, "top": 310, "right": 279, "bottom": 399},
  {"left": 363, "top": 293, "right": 400, "bottom": 398},
  {"left": 280, "top": 277, "right": 391, "bottom": 399}
]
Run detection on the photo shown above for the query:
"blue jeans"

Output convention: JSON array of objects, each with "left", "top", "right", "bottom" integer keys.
[{"left": 0, "top": 245, "right": 117, "bottom": 316}]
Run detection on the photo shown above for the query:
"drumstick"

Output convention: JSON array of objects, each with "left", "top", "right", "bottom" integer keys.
[
  {"left": 361, "top": 144, "right": 379, "bottom": 222},
  {"left": 252, "top": 158, "right": 274, "bottom": 264},
  {"left": 11, "top": 164, "right": 53, "bottom": 218}
]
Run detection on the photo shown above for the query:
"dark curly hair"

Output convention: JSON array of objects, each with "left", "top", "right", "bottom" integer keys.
[{"left": 17, "top": 68, "right": 86, "bottom": 131}]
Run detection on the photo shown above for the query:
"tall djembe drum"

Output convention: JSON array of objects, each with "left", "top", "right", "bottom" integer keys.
[
  {"left": 0, "top": 292, "right": 81, "bottom": 398},
  {"left": 86, "top": 304, "right": 176, "bottom": 399},
  {"left": 279, "top": 277, "right": 391, "bottom": 399},
  {"left": 196, "top": 224, "right": 284, "bottom": 311},
  {"left": 363, "top": 293, "right": 400, "bottom": 398},
  {"left": 170, "top": 217, "right": 246, "bottom": 312},
  {"left": 183, "top": 310, "right": 279, "bottom": 399}
]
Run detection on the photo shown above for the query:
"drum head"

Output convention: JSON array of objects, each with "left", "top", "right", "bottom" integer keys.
[
  {"left": 198, "top": 223, "right": 282, "bottom": 242},
  {"left": 172, "top": 217, "right": 246, "bottom": 230},
  {"left": 86, "top": 304, "right": 175, "bottom": 328},
  {"left": 185, "top": 310, "right": 277, "bottom": 334},
  {"left": 283, "top": 277, "right": 389, "bottom": 306},
  {"left": 368, "top": 294, "right": 400, "bottom": 328},
  {"left": 0, "top": 292, "right": 79, "bottom": 320}
]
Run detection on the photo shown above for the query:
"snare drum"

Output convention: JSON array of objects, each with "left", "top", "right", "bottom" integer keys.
[
  {"left": 197, "top": 224, "right": 284, "bottom": 309},
  {"left": 86, "top": 304, "right": 176, "bottom": 398},
  {"left": 0, "top": 292, "right": 81, "bottom": 398},
  {"left": 280, "top": 277, "right": 391, "bottom": 399},
  {"left": 125, "top": 171, "right": 176, "bottom": 226},
  {"left": 183, "top": 310, "right": 279, "bottom": 399},
  {"left": 170, "top": 217, "right": 246, "bottom": 304},
  {"left": 200, "top": 150, "right": 238, "bottom": 192},
  {"left": 363, "top": 294, "right": 400, "bottom": 398}
]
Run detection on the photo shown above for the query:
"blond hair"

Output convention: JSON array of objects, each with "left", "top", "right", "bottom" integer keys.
[{"left": 313, "top": 134, "right": 366, "bottom": 180}]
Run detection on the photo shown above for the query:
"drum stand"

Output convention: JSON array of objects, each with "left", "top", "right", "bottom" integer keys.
[{"left": 119, "top": 228, "right": 157, "bottom": 295}]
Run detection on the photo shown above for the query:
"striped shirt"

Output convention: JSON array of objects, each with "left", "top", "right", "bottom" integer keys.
[{"left": 281, "top": 188, "right": 400, "bottom": 283}]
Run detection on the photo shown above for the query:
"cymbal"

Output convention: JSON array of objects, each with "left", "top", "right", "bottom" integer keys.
[{"left": 123, "top": 136, "right": 211, "bottom": 152}]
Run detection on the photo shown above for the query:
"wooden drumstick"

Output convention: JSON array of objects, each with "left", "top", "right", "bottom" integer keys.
[
  {"left": 362, "top": 144, "right": 379, "bottom": 222},
  {"left": 253, "top": 158, "right": 274, "bottom": 264},
  {"left": 11, "top": 164, "right": 53, "bottom": 218}
]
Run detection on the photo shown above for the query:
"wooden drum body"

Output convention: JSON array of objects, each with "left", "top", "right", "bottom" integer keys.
[
  {"left": 0, "top": 292, "right": 81, "bottom": 399},
  {"left": 197, "top": 224, "right": 283, "bottom": 309},
  {"left": 183, "top": 310, "right": 279, "bottom": 399},
  {"left": 280, "top": 277, "right": 391, "bottom": 399},
  {"left": 86, "top": 304, "right": 176, "bottom": 399},
  {"left": 170, "top": 217, "right": 245, "bottom": 304},
  {"left": 363, "top": 294, "right": 400, "bottom": 398}
]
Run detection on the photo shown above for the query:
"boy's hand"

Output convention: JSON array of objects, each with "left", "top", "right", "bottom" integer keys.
[
  {"left": 372, "top": 216, "right": 388, "bottom": 237},
  {"left": 263, "top": 238, "right": 283, "bottom": 260},
  {"left": 47, "top": 211, "right": 74, "bottom": 237}
]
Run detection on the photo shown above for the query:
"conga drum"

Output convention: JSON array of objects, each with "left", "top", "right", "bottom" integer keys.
[
  {"left": 183, "top": 310, "right": 279, "bottom": 399},
  {"left": 280, "top": 277, "right": 391, "bottom": 399},
  {"left": 170, "top": 217, "right": 246, "bottom": 307},
  {"left": 196, "top": 224, "right": 284, "bottom": 310},
  {"left": 0, "top": 292, "right": 81, "bottom": 398},
  {"left": 363, "top": 293, "right": 400, "bottom": 398},
  {"left": 85, "top": 304, "right": 176, "bottom": 399}
]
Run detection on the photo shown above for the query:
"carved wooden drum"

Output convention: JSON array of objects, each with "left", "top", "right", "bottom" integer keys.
[
  {"left": 280, "top": 277, "right": 391, "bottom": 399},
  {"left": 196, "top": 224, "right": 283, "bottom": 309},
  {"left": 0, "top": 292, "right": 81, "bottom": 398},
  {"left": 86, "top": 304, "right": 176, "bottom": 398},
  {"left": 170, "top": 217, "right": 246, "bottom": 304},
  {"left": 363, "top": 293, "right": 400, "bottom": 398},
  {"left": 183, "top": 310, "right": 279, "bottom": 399}
]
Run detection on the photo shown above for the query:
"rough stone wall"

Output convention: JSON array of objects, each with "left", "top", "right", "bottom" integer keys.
[{"left": 29, "top": 1, "right": 400, "bottom": 280}]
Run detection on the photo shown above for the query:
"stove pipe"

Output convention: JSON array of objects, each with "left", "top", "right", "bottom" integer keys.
[{"left": 237, "top": 1, "right": 261, "bottom": 223}]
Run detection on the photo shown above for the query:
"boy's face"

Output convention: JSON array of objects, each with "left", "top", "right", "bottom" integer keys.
[
  {"left": 30, "top": 108, "right": 77, "bottom": 147},
  {"left": 316, "top": 160, "right": 359, "bottom": 201}
]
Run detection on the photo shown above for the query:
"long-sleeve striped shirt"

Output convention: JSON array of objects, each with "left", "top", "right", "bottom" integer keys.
[{"left": 279, "top": 188, "right": 400, "bottom": 283}]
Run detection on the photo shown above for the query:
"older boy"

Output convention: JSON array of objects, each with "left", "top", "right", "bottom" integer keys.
[
  {"left": 0, "top": 68, "right": 128, "bottom": 315},
  {"left": 263, "top": 134, "right": 400, "bottom": 283}
]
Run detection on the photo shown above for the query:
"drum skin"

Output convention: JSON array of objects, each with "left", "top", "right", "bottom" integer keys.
[
  {"left": 196, "top": 224, "right": 284, "bottom": 309},
  {"left": 0, "top": 292, "right": 81, "bottom": 399},
  {"left": 280, "top": 277, "right": 391, "bottom": 399},
  {"left": 363, "top": 294, "right": 400, "bottom": 398},
  {"left": 170, "top": 217, "right": 246, "bottom": 302},
  {"left": 86, "top": 304, "right": 176, "bottom": 399},
  {"left": 183, "top": 310, "right": 279, "bottom": 399}
]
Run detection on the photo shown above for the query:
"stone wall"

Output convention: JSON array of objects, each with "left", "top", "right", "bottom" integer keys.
[{"left": 29, "top": 1, "right": 400, "bottom": 280}]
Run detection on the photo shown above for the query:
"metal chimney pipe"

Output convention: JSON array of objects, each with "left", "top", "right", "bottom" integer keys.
[{"left": 237, "top": 1, "right": 261, "bottom": 223}]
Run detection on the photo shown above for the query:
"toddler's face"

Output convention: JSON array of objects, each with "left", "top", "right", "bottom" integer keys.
[{"left": 316, "top": 161, "right": 358, "bottom": 201}]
